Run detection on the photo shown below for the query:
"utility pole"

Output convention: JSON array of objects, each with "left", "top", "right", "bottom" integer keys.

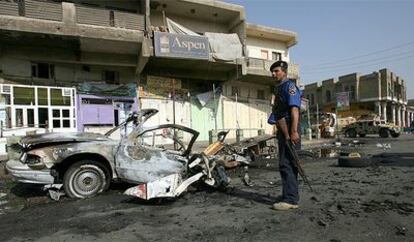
[
  {"left": 213, "top": 83, "right": 217, "bottom": 132},
  {"left": 316, "top": 104, "right": 320, "bottom": 139},
  {"left": 172, "top": 79, "right": 177, "bottom": 150}
]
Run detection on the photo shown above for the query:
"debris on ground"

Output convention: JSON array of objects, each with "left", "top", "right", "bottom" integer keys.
[
  {"left": 395, "top": 226, "right": 407, "bottom": 236},
  {"left": 376, "top": 143, "right": 391, "bottom": 150},
  {"left": 242, "top": 166, "right": 253, "bottom": 186}
]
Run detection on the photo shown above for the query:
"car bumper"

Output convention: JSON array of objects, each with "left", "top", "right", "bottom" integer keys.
[{"left": 5, "top": 159, "right": 54, "bottom": 184}]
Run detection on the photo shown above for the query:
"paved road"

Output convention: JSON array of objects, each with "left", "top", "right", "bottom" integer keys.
[{"left": 0, "top": 135, "right": 413, "bottom": 241}]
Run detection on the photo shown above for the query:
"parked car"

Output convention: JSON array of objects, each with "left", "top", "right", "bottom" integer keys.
[
  {"left": 6, "top": 109, "right": 229, "bottom": 199},
  {"left": 342, "top": 119, "right": 400, "bottom": 138}
]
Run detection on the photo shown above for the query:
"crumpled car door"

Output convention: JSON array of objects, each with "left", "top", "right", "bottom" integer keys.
[{"left": 114, "top": 126, "right": 191, "bottom": 183}]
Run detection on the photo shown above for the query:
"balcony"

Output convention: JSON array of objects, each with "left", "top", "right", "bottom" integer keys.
[
  {"left": 0, "top": 0, "right": 145, "bottom": 47},
  {"left": 246, "top": 57, "right": 300, "bottom": 80}
]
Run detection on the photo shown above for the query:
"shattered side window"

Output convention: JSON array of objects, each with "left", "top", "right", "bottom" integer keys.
[{"left": 137, "top": 127, "right": 194, "bottom": 154}]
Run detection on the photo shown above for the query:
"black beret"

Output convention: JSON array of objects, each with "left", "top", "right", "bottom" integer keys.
[{"left": 269, "top": 60, "right": 288, "bottom": 72}]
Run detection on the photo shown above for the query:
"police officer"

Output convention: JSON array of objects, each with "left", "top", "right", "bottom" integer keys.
[{"left": 269, "top": 60, "right": 302, "bottom": 211}]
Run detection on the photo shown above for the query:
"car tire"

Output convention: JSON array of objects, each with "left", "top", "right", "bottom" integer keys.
[
  {"left": 379, "top": 128, "right": 389, "bottom": 138},
  {"left": 63, "top": 160, "right": 110, "bottom": 199},
  {"left": 338, "top": 156, "right": 372, "bottom": 168},
  {"left": 297, "top": 150, "right": 316, "bottom": 161},
  {"left": 347, "top": 128, "right": 357, "bottom": 138},
  {"left": 391, "top": 132, "right": 400, "bottom": 138}
]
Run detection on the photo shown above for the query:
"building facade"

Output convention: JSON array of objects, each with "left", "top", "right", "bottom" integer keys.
[
  {"left": 0, "top": 0, "right": 299, "bottom": 140},
  {"left": 0, "top": 0, "right": 146, "bottom": 136},
  {"left": 304, "top": 68, "right": 412, "bottom": 127}
]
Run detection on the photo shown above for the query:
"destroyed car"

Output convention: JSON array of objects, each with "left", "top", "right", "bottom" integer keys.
[
  {"left": 343, "top": 119, "right": 400, "bottom": 138},
  {"left": 6, "top": 109, "right": 229, "bottom": 200}
]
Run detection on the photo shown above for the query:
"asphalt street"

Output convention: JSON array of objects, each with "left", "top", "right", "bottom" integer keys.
[{"left": 0, "top": 134, "right": 413, "bottom": 241}]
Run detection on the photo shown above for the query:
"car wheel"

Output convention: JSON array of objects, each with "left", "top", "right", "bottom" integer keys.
[
  {"left": 63, "top": 160, "right": 110, "bottom": 199},
  {"left": 347, "top": 128, "right": 357, "bottom": 138},
  {"left": 359, "top": 133, "right": 366, "bottom": 138},
  {"left": 391, "top": 131, "right": 400, "bottom": 138},
  {"left": 338, "top": 156, "right": 372, "bottom": 168},
  {"left": 379, "top": 128, "right": 389, "bottom": 138}
]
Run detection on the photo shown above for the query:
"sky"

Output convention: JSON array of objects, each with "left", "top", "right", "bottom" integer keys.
[{"left": 225, "top": 0, "right": 414, "bottom": 99}]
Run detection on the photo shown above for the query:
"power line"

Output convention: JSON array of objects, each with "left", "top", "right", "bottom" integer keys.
[
  {"left": 301, "top": 40, "right": 414, "bottom": 68},
  {"left": 302, "top": 49, "right": 414, "bottom": 71},
  {"left": 302, "top": 53, "right": 414, "bottom": 74}
]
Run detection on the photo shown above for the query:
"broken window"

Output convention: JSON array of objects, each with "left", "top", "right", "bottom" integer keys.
[
  {"left": 31, "top": 63, "right": 54, "bottom": 79},
  {"left": 272, "top": 52, "right": 282, "bottom": 61},
  {"left": 137, "top": 127, "right": 193, "bottom": 154},
  {"left": 103, "top": 70, "right": 120, "bottom": 85}
]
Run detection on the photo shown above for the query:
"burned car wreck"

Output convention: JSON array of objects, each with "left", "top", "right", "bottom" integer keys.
[{"left": 6, "top": 109, "right": 229, "bottom": 200}]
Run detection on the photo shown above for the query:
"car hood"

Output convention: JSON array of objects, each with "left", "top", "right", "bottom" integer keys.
[{"left": 19, "top": 132, "right": 111, "bottom": 149}]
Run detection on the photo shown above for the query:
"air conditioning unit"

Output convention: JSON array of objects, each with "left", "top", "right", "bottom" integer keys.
[
  {"left": 0, "top": 85, "right": 11, "bottom": 94},
  {"left": 62, "top": 88, "right": 72, "bottom": 96}
]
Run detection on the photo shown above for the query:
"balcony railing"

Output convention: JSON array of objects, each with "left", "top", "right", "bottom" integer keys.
[
  {"left": 0, "top": 0, "right": 145, "bottom": 31},
  {"left": 247, "top": 57, "right": 299, "bottom": 79}
]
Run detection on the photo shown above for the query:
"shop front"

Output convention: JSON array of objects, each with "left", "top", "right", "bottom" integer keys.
[
  {"left": 0, "top": 83, "right": 77, "bottom": 136},
  {"left": 76, "top": 83, "right": 138, "bottom": 137}
]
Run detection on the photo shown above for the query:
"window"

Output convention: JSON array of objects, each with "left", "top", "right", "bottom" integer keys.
[
  {"left": 326, "top": 90, "right": 331, "bottom": 102},
  {"left": 103, "top": 71, "right": 120, "bottom": 85},
  {"left": 31, "top": 63, "right": 54, "bottom": 79},
  {"left": 261, "top": 50, "right": 269, "bottom": 60},
  {"left": 310, "top": 94, "right": 315, "bottom": 105},
  {"left": 13, "top": 87, "right": 35, "bottom": 105},
  {"left": 344, "top": 86, "right": 349, "bottom": 92},
  {"left": 257, "top": 90, "right": 265, "bottom": 100},
  {"left": 231, "top": 86, "right": 239, "bottom": 96},
  {"left": 38, "top": 88, "right": 48, "bottom": 105},
  {"left": 350, "top": 86, "right": 356, "bottom": 100},
  {"left": 51, "top": 89, "right": 71, "bottom": 106},
  {"left": 272, "top": 52, "right": 282, "bottom": 61},
  {"left": 15, "top": 109, "right": 23, "bottom": 127},
  {"left": 52, "top": 109, "right": 71, "bottom": 128}
]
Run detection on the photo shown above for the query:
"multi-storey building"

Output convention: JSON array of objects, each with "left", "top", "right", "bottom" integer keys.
[
  {"left": 304, "top": 68, "right": 412, "bottom": 127},
  {"left": 0, "top": 0, "right": 299, "bottom": 140},
  {"left": 0, "top": 0, "right": 147, "bottom": 136}
]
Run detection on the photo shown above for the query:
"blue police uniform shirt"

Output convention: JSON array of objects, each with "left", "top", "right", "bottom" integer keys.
[{"left": 272, "top": 79, "right": 301, "bottom": 121}]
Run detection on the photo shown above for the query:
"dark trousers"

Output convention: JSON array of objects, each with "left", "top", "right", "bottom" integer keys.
[{"left": 277, "top": 128, "right": 301, "bottom": 205}]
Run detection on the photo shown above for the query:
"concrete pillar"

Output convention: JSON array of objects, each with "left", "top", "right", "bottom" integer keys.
[
  {"left": 62, "top": 2, "right": 76, "bottom": 25},
  {"left": 397, "top": 106, "right": 401, "bottom": 127},
  {"left": 401, "top": 106, "right": 407, "bottom": 128},
  {"left": 392, "top": 105, "right": 396, "bottom": 125},
  {"left": 382, "top": 102, "right": 387, "bottom": 122},
  {"left": 376, "top": 101, "right": 382, "bottom": 119}
]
